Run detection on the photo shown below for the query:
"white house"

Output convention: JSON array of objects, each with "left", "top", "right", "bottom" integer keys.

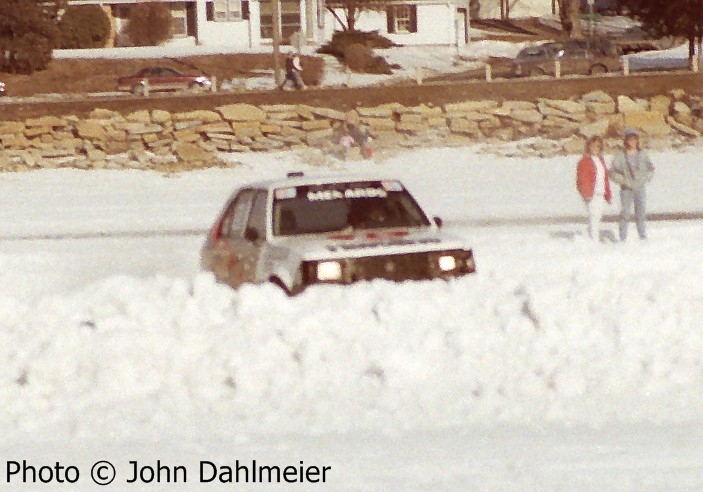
[
  {"left": 67, "top": 0, "right": 478, "bottom": 49},
  {"left": 477, "top": 0, "right": 554, "bottom": 20},
  {"left": 329, "top": 1, "right": 473, "bottom": 46}
]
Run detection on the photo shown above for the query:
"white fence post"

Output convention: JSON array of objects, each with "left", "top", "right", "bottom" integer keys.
[
  {"left": 555, "top": 60, "right": 561, "bottom": 79},
  {"left": 211, "top": 75, "right": 217, "bottom": 92},
  {"left": 143, "top": 79, "right": 149, "bottom": 97},
  {"left": 415, "top": 67, "right": 424, "bottom": 85},
  {"left": 485, "top": 63, "right": 492, "bottom": 82},
  {"left": 623, "top": 56, "right": 629, "bottom": 76}
]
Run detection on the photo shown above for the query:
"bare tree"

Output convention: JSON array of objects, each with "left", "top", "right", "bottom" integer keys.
[
  {"left": 558, "top": 0, "right": 583, "bottom": 38},
  {"left": 325, "top": 0, "right": 388, "bottom": 31}
]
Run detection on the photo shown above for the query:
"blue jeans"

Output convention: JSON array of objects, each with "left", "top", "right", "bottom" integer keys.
[{"left": 619, "top": 187, "right": 647, "bottom": 240}]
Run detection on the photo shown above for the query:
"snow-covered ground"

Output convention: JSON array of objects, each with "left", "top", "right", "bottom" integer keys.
[
  {"left": 627, "top": 42, "right": 699, "bottom": 71},
  {"left": 1, "top": 144, "right": 703, "bottom": 490}
]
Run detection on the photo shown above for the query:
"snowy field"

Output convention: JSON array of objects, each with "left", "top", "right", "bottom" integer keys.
[{"left": 1, "top": 144, "right": 703, "bottom": 490}]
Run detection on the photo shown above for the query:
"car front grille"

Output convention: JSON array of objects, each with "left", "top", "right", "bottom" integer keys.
[{"left": 303, "top": 249, "right": 475, "bottom": 285}]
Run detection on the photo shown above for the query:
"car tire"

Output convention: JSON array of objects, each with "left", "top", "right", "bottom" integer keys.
[
  {"left": 189, "top": 82, "right": 206, "bottom": 93},
  {"left": 589, "top": 64, "right": 608, "bottom": 75},
  {"left": 132, "top": 84, "right": 146, "bottom": 96},
  {"left": 529, "top": 67, "right": 547, "bottom": 77},
  {"left": 270, "top": 276, "right": 304, "bottom": 296}
]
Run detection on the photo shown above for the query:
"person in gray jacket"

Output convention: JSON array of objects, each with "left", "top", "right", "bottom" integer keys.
[{"left": 609, "top": 127, "right": 655, "bottom": 240}]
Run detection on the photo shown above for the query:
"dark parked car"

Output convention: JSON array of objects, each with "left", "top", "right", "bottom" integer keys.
[
  {"left": 117, "top": 67, "right": 212, "bottom": 95},
  {"left": 511, "top": 39, "right": 621, "bottom": 78}
]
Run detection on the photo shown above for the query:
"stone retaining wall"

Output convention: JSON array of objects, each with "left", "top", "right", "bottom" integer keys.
[{"left": 1, "top": 88, "right": 702, "bottom": 170}]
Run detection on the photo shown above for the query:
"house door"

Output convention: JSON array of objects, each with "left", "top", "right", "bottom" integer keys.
[
  {"left": 456, "top": 8, "right": 468, "bottom": 45},
  {"left": 260, "top": 0, "right": 301, "bottom": 43}
]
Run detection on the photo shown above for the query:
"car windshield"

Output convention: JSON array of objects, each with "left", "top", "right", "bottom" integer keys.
[
  {"left": 517, "top": 46, "right": 549, "bottom": 59},
  {"left": 272, "top": 180, "right": 431, "bottom": 236}
]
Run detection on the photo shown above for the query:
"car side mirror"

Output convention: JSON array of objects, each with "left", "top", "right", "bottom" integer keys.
[
  {"left": 244, "top": 227, "right": 260, "bottom": 243},
  {"left": 434, "top": 216, "right": 443, "bottom": 228}
]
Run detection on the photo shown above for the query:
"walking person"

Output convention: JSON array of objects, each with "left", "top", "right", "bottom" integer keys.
[
  {"left": 609, "top": 127, "right": 655, "bottom": 241},
  {"left": 576, "top": 135, "right": 612, "bottom": 241},
  {"left": 279, "top": 52, "right": 305, "bottom": 90}
]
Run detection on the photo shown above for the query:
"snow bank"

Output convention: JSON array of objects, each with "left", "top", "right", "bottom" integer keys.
[
  {"left": 627, "top": 43, "right": 697, "bottom": 71},
  {"left": 2, "top": 240, "right": 702, "bottom": 441}
]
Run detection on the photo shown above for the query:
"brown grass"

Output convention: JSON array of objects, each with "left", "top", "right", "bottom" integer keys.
[{"left": 0, "top": 53, "right": 324, "bottom": 96}]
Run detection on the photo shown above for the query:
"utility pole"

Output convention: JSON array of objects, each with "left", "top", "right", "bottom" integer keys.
[{"left": 272, "top": 0, "right": 283, "bottom": 86}]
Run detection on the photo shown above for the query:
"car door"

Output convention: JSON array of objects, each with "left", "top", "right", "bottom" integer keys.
[
  {"left": 562, "top": 43, "right": 589, "bottom": 75},
  {"left": 159, "top": 67, "right": 182, "bottom": 90},
  {"left": 209, "top": 189, "right": 255, "bottom": 286},
  {"left": 144, "top": 67, "right": 161, "bottom": 89},
  {"left": 238, "top": 190, "right": 268, "bottom": 283}
]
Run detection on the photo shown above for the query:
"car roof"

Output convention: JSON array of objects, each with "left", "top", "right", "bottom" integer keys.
[{"left": 236, "top": 172, "right": 405, "bottom": 193}]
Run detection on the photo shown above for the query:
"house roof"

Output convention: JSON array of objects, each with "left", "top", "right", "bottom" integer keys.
[{"left": 68, "top": 0, "right": 196, "bottom": 5}]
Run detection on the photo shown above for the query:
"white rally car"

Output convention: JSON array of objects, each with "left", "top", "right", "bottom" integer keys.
[{"left": 201, "top": 172, "right": 476, "bottom": 295}]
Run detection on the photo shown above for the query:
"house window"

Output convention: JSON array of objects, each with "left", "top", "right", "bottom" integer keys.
[
  {"left": 259, "top": 0, "right": 301, "bottom": 41},
  {"left": 171, "top": 3, "right": 188, "bottom": 36},
  {"left": 387, "top": 4, "right": 417, "bottom": 34},
  {"left": 206, "top": 0, "right": 243, "bottom": 21}
]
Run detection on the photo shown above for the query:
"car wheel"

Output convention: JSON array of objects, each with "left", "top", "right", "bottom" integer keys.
[
  {"left": 190, "top": 82, "right": 206, "bottom": 93},
  {"left": 529, "top": 67, "right": 547, "bottom": 77},
  {"left": 132, "top": 83, "right": 145, "bottom": 96},
  {"left": 589, "top": 64, "right": 608, "bottom": 75},
  {"left": 270, "top": 276, "right": 304, "bottom": 296}
]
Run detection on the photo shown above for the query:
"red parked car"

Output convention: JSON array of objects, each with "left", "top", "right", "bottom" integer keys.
[{"left": 117, "top": 67, "right": 212, "bottom": 95}]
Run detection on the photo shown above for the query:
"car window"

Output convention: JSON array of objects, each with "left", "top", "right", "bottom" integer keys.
[
  {"left": 246, "top": 190, "right": 268, "bottom": 239},
  {"left": 518, "top": 47, "right": 548, "bottom": 59},
  {"left": 272, "top": 181, "right": 431, "bottom": 236},
  {"left": 562, "top": 42, "right": 588, "bottom": 57},
  {"left": 221, "top": 189, "right": 255, "bottom": 239},
  {"left": 162, "top": 68, "right": 179, "bottom": 77}
]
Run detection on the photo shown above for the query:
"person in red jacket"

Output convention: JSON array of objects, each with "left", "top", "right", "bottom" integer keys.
[{"left": 576, "top": 135, "right": 612, "bottom": 241}]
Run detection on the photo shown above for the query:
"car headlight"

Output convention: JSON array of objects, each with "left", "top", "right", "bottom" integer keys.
[
  {"left": 437, "top": 255, "right": 457, "bottom": 272},
  {"left": 316, "top": 261, "right": 343, "bottom": 281}
]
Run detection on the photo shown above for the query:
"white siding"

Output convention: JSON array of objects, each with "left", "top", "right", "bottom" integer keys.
[
  {"left": 325, "top": 3, "right": 459, "bottom": 46},
  {"left": 197, "top": 18, "right": 252, "bottom": 46},
  {"left": 194, "top": 0, "right": 254, "bottom": 46},
  {"left": 478, "top": 0, "right": 554, "bottom": 19}
]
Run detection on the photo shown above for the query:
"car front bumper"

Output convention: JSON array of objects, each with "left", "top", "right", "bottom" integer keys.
[{"left": 302, "top": 249, "right": 476, "bottom": 286}]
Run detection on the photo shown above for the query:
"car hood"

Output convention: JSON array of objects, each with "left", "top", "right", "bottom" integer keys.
[{"left": 271, "top": 227, "right": 467, "bottom": 261}]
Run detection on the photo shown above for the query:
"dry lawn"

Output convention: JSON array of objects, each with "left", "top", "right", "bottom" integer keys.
[{"left": 1, "top": 53, "right": 323, "bottom": 96}]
